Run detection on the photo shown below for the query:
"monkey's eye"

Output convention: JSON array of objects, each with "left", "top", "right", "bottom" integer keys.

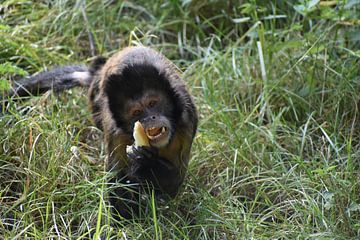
[
  {"left": 148, "top": 100, "right": 158, "bottom": 108},
  {"left": 132, "top": 109, "right": 142, "bottom": 117}
]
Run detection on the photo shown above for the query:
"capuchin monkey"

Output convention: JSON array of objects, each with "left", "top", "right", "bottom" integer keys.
[{"left": 1, "top": 46, "right": 198, "bottom": 219}]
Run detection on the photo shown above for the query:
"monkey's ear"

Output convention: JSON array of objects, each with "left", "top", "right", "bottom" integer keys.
[{"left": 89, "top": 56, "right": 107, "bottom": 75}]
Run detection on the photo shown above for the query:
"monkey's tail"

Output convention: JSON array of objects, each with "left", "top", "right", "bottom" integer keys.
[
  {"left": 0, "top": 65, "right": 92, "bottom": 113},
  {"left": 5, "top": 65, "right": 91, "bottom": 98}
]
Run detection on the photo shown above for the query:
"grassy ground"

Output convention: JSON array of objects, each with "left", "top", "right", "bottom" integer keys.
[{"left": 1, "top": 0, "right": 360, "bottom": 239}]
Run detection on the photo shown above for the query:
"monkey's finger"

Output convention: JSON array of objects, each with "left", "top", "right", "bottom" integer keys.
[
  {"left": 133, "top": 146, "right": 158, "bottom": 158},
  {"left": 126, "top": 150, "right": 142, "bottom": 161}
]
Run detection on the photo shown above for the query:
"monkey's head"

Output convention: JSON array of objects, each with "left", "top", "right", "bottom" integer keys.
[{"left": 104, "top": 63, "right": 183, "bottom": 149}]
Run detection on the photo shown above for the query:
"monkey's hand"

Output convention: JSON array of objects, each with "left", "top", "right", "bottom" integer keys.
[
  {"left": 126, "top": 145, "right": 158, "bottom": 165},
  {"left": 126, "top": 145, "right": 182, "bottom": 197}
]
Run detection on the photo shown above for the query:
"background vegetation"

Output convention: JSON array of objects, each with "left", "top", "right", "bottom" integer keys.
[{"left": 1, "top": 0, "right": 359, "bottom": 239}]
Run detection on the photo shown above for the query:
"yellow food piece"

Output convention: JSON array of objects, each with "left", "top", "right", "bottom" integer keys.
[{"left": 133, "top": 121, "right": 149, "bottom": 147}]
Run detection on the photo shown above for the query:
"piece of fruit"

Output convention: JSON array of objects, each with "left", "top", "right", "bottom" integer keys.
[{"left": 133, "top": 121, "right": 150, "bottom": 147}]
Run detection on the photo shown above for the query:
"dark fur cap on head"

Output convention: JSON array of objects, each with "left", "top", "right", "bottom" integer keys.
[{"left": 106, "top": 63, "right": 176, "bottom": 103}]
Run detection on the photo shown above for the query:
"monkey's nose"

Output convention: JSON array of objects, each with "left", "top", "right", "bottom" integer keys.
[{"left": 142, "top": 115, "right": 158, "bottom": 123}]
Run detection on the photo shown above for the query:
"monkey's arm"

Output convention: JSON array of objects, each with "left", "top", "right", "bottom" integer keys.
[{"left": 126, "top": 146, "right": 184, "bottom": 197}]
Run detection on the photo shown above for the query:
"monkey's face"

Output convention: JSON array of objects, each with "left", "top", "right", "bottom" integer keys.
[
  {"left": 104, "top": 64, "right": 183, "bottom": 148},
  {"left": 122, "top": 90, "right": 175, "bottom": 148}
]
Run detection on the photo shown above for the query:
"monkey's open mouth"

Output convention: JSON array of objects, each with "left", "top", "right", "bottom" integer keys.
[{"left": 146, "top": 126, "right": 167, "bottom": 140}]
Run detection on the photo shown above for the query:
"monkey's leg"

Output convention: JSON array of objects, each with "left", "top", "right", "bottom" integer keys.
[{"left": 108, "top": 173, "right": 145, "bottom": 220}]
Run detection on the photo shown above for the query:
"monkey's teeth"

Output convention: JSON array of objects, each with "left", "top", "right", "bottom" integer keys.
[
  {"left": 147, "top": 127, "right": 160, "bottom": 137},
  {"left": 147, "top": 127, "right": 167, "bottom": 139}
]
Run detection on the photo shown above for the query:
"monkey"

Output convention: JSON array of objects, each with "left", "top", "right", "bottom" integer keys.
[{"left": 1, "top": 46, "right": 198, "bottom": 219}]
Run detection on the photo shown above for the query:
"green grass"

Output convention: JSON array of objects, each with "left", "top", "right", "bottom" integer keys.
[{"left": 1, "top": 0, "right": 360, "bottom": 239}]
